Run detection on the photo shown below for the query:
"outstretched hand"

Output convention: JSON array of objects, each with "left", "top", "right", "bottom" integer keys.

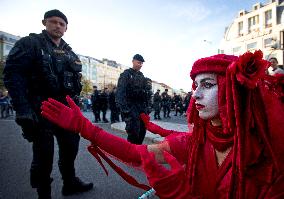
[
  {"left": 41, "top": 95, "right": 84, "bottom": 132},
  {"left": 140, "top": 148, "right": 190, "bottom": 199}
]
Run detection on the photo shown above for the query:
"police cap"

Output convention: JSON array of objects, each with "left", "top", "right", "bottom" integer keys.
[
  {"left": 44, "top": 9, "right": 68, "bottom": 24},
  {"left": 133, "top": 54, "right": 145, "bottom": 62}
]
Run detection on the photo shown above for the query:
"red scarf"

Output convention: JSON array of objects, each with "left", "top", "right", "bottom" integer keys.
[{"left": 206, "top": 122, "right": 234, "bottom": 152}]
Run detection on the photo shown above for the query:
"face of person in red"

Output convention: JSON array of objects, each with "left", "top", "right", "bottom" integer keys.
[
  {"left": 42, "top": 16, "right": 67, "bottom": 39},
  {"left": 192, "top": 73, "right": 220, "bottom": 125}
]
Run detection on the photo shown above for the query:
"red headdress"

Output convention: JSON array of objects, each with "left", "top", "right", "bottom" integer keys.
[{"left": 186, "top": 50, "right": 284, "bottom": 198}]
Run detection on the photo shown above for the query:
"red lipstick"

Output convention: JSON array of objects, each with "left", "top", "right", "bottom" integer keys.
[{"left": 195, "top": 103, "right": 205, "bottom": 110}]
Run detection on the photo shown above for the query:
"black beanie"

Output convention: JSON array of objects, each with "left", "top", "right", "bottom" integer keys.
[
  {"left": 44, "top": 9, "right": 68, "bottom": 24},
  {"left": 133, "top": 54, "right": 145, "bottom": 62}
]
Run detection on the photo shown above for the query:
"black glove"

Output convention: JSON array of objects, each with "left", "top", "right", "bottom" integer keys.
[{"left": 15, "top": 111, "right": 39, "bottom": 142}]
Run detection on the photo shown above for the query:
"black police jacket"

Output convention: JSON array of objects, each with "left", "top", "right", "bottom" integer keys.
[
  {"left": 3, "top": 30, "right": 82, "bottom": 115},
  {"left": 116, "top": 68, "right": 149, "bottom": 114}
]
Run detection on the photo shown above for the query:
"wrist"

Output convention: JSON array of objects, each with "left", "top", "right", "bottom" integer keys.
[{"left": 79, "top": 118, "right": 102, "bottom": 141}]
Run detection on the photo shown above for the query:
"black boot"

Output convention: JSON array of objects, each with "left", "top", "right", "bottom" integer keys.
[
  {"left": 37, "top": 186, "right": 51, "bottom": 199},
  {"left": 62, "top": 177, "right": 93, "bottom": 196}
]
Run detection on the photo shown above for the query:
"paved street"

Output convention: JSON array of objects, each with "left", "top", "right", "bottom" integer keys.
[{"left": 0, "top": 111, "right": 187, "bottom": 199}]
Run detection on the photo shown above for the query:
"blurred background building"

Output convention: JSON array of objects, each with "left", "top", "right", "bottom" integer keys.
[{"left": 220, "top": 0, "right": 284, "bottom": 65}]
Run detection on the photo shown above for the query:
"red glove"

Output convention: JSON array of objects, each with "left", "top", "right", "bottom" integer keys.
[
  {"left": 41, "top": 96, "right": 84, "bottom": 132},
  {"left": 140, "top": 113, "right": 182, "bottom": 137},
  {"left": 140, "top": 148, "right": 192, "bottom": 199}
]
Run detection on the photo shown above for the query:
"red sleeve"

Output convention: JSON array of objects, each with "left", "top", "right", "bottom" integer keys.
[{"left": 166, "top": 133, "right": 193, "bottom": 165}]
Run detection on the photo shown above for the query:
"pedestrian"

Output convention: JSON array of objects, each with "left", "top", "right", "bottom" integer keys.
[
  {"left": 109, "top": 87, "right": 120, "bottom": 123},
  {"left": 91, "top": 85, "right": 101, "bottom": 122},
  {"left": 82, "top": 96, "right": 89, "bottom": 112},
  {"left": 99, "top": 87, "right": 109, "bottom": 123},
  {"left": 3, "top": 9, "right": 93, "bottom": 198},
  {"left": 153, "top": 89, "right": 162, "bottom": 120},
  {"left": 268, "top": 57, "right": 284, "bottom": 75},
  {"left": 0, "top": 90, "right": 9, "bottom": 118},
  {"left": 41, "top": 50, "right": 284, "bottom": 198},
  {"left": 183, "top": 91, "right": 192, "bottom": 114},
  {"left": 115, "top": 54, "right": 151, "bottom": 144},
  {"left": 173, "top": 93, "right": 183, "bottom": 116},
  {"left": 161, "top": 89, "right": 171, "bottom": 118}
]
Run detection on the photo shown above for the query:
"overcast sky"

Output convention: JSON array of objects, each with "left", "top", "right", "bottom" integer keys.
[{"left": 1, "top": 0, "right": 265, "bottom": 91}]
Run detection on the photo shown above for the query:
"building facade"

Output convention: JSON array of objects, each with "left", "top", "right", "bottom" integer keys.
[
  {"left": 78, "top": 54, "right": 100, "bottom": 85},
  {"left": 95, "top": 59, "right": 128, "bottom": 90},
  {"left": 220, "top": 0, "right": 284, "bottom": 64},
  {"left": 0, "top": 31, "right": 20, "bottom": 62}
]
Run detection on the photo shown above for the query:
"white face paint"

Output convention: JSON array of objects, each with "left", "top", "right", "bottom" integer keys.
[{"left": 192, "top": 73, "right": 219, "bottom": 120}]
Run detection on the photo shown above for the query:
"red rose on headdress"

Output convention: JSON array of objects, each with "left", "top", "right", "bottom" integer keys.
[{"left": 229, "top": 50, "right": 270, "bottom": 89}]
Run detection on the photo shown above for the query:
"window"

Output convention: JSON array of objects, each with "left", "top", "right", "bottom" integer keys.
[
  {"left": 233, "top": 46, "right": 241, "bottom": 54},
  {"left": 238, "top": 21, "right": 243, "bottom": 36},
  {"left": 247, "top": 42, "right": 257, "bottom": 50},
  {"left": 264, "top": 38, "right": 273, "bottom": 48},
  {"left": 218, "top": 49, "right": 224, "bottom": 54},
  {"left": 265, "top": 10, "right": 272, "bottom": 28},
  {"left": 248, "top": 15, "right": 259, "bottom": 33},
  {"left": 82, "top": 64, "right": 88, "bottom": 74}
]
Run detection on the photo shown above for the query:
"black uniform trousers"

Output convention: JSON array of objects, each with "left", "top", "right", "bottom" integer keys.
[
  {"left": 30, "top": 124, "right": 80, "bottom": 188},
  {"left": 124, "top": 105, "right": 146, "bottom": 144}
]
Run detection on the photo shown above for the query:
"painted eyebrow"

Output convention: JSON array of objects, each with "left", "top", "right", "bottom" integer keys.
[{"left": 194, "top": 77, "right": 216, "bottom": 84}]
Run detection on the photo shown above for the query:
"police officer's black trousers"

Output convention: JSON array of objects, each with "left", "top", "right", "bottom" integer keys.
[
  {"left": 124, "top": 109, "right": 146, "bottom": 144},
  {"left": 30, "top": 127, "right": 80, "bottom": 189},
  {"left": 154, "top": 107, "right": 161, "bottom": 119},
  {"left": 163, "top": 105, "right": 171, "bottom": 117},
  {"left": 92, "top": 108, "right": 100, "bottom": 122},
  {"left": 110, "top": 108, "right": 120, "bottom": 123}
]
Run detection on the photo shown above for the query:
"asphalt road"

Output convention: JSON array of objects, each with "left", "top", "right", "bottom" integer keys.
[{"left": 0, "top": 111, "right": 186, "bottom": 199}]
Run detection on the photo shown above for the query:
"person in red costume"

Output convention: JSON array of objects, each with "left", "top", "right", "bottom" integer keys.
[{"left": 41, "top": 50, "right": 284, "bottom": 199}]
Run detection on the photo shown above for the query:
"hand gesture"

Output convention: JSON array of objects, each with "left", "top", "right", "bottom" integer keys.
[
  {"left": 41, "top": 95, "right": 84, "bottom": 132},
  {"left": 140, "top": 148, "right": 191, "bottom": 199}
]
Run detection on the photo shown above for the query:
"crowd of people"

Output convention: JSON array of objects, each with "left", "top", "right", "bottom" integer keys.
[
  {"left": 78, "top": 86, "right": 192, "bottom": 126},
  {"left": 0, "top": 90, "right": 13, "bottom": 118},
  {"left": 153, "top": 90, "right": 192, "bottom": 119},
  {"left": 2, "top": 8, "right": 284, "bottom": 199}
]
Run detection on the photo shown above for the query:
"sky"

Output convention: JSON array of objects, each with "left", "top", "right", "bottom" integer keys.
[{"left": 1, "top": 0, "right": 267, "bottom": 91}]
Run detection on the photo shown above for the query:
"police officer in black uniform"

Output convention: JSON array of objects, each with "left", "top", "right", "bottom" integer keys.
[
  {"left": 116, "top": 54, "right": 151, "bottom": 144},
  {"left": 91, "top": 85, "right": 101, "bottom": 122},
  {"left": 153, "top": 89, "right": 162, "bottom": 119},
  {"left": 99, "top": 87, "right": 109, "bottom": 123},
  {"left": 3, "top": 10, "right": 93, "bottom": 199},
  {"left": 161, "top": 89, "right": 171, "bottom": 118}
]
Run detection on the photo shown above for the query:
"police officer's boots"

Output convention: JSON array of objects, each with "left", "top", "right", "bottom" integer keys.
[
  {"left": 62, "top": 177, "right": 93, "bottom": 196},
  {"left": 37, "top": 186, "right": 51, "bottom": 199}
]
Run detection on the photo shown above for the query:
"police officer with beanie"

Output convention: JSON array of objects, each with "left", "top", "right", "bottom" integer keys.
[
  {"left": 116, "top": 54, "right": 152, "bottom": 144},
  {"left": 3, "top": 9, "right": 93, "bottom": 198}
]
